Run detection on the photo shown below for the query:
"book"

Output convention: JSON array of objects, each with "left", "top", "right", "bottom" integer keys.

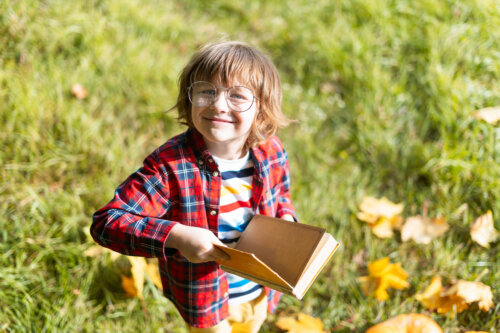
[{"left": 214, "top": 215, "right": 339, "bottom": 299}]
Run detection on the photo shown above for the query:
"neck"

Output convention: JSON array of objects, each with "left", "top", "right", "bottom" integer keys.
[{"left": 204, "top": 139, "right": 248, "bottom": 160}]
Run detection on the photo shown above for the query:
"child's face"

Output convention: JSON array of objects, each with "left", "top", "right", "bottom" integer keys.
[{"left": 191, "top": 78, "right": 258, "bottom": 159}]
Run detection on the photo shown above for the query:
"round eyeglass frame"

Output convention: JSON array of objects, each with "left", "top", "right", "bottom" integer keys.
[{"left": 188, "top": 81, "right": 258, "bottom": 112}]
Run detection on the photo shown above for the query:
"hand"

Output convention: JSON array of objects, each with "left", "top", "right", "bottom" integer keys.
[{"left": 165, "top": 224, "right": 230, "bottom": 263}]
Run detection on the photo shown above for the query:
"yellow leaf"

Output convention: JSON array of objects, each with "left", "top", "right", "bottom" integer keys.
[
  {"left": 401, "top": 216, "right": 449, "bottom": 244},
  {"left": 367, "top": 257, "right": 391, "bottom": 277},
  {"left": 357, "top": 197, "right": 404, "bottom": 222},
  {"left": 370, "top": 217, "right": 396, "bottom": 238},
  {"left": 83, "top": 245, "right": 108, "bottom": 257},
  {"left": 83, "top": 245, "right": 120, "bottom": 260},
  {"left": 374, "top": 279, "right": 390, "bottom": 301},
  {"left": 276, "top": 313, "right": 325, "bottom": 333},
  {"left": 416, "top": 276, "right": 493, "bottom": 315},
  {"left": 121, "top": 274, "right": 138, "bottom": 298},
  {"left": 385, "top": 265, "right": 410, "bottom": 290},
  {"left": 357, "top": 197, "right": 404, "bottom": 238},
  {"left": 359, "top": 257, "right": 409, "bottom": 301},
  {"left": 442, "top": 280, "right": 493, "bottom": 312},
  {"left": 358, "top": 276, "right": 375, "bottom": 298},
  {"left": 470, "top": 211, "right": 499, "bottom": 248},
  {"left": 145, "top": 259, "right": 163, "bottom": 290},
  {"left": 472, "top": 106, "right": 500, "bottom": 124},
  {"left": 415, "top": 276, "right": 444, "bottom": 310},
  {"left": 436, "top": 295, "right": 469, "bottom": 315},
  {"left": 366, "top": 314, "right": 443, "bottom": 333},
  {"left": 416, "top": 276, "right": 468, "bottom": 314},
  {"left": 231, "top": 322, "right": 254, "bottom": 333},
  {"left": 124, "top": 256, "right": 147, "bottom": 299}
]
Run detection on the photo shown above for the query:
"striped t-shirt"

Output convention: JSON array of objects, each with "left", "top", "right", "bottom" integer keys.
[{"left": 212, "top": 153, "right": 263, "bottom": 305}]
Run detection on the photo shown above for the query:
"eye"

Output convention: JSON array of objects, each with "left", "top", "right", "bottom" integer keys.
[
  {"left": 199, "top": 89, "right": 216, "bottom": 97},
  {"left": 228, "top": 87, "right": 253, "bottom": 101},
  {"left": 229, "top": 92, "right": 246, "bottom": 100}
]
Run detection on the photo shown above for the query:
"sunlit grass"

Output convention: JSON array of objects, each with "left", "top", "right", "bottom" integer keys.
[{"left": 1, "top": 0, "right": 498, "bottom": 331}]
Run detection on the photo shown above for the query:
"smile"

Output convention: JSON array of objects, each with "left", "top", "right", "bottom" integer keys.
[{"left": 205, "top": 117, "right": 235, "bottom": 124}]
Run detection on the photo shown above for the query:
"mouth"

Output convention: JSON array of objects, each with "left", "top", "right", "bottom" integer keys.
[{"left": 205, "top": 117, "right": 236, "bottom": 124}]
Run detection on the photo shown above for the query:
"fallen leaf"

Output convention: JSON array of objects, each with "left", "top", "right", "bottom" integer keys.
[
  {"left": 83, "top": 245, "right": 120, "bottom": 260},
  {"left": 401, "top": 215, "right": 449, "bottom": 244},
  {"left": 370, "top": 217, "right": 400, "bottom": 239},
  {"left": 416, "top": 276, "right": 494, "bottom": 315},
  {"left": 366, "top": 313, "right": 443, "bottom": 333},
  {"left": 145, "top": 259, "right": 163, "bottom": 290},
  {"left": 357, "top": 197, "right": 404, "bottom": 223},
  {"left": 357, "top": 197, "right": 404, "bottom": 238},
  {"left": 276, "top": 313, "right": 325, "bottom": 333},
  {"left": 442, "top": 280, "right": 493, "bottom": 312},
  {"left": 121, "top": 274, "right": 138, "bottom": 298},
  {"left": 416, "top": 276, "right": 469, "bottom": 314},
  {"left": 359, "top": 257, "right": 409, "bottom": 301},
  {"left": 83, "top": 245, "right": 108, "bottom": 257},
  {"left": 472, "top": 106, "right": 500, "bottom": 124},
  {"left": 126, "top": 256, "right": 147, "bottom": 299},
  {"left": 470, "top": 210, "right": 499, "bottom": 248},
  {"left": 71, "top": 83, "right": 87, "bottom": 99},
  {"left": 415, "top": 276, "right": 446, "bottom": 311},
  {"left": 231, "top": 322, "right": 254, "bottom": 333}
]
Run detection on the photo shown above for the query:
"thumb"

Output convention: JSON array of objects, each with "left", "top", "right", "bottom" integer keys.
[{"left": 211, "top": 243, "right": 231, "bottom": 261}]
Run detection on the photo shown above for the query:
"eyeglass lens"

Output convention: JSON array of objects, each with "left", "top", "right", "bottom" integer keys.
[{"left": 189, "top": 81, "right": 255, "bottom": 112}]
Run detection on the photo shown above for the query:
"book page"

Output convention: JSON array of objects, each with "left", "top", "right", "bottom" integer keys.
[
  {"left": 293, "top": 233, "right": 339, "bottom": 299},
  {"left": 214, "top": 245, "right": 291, "bottom": 288},
  {"left": 235, "top": 215, "right": 325, "bottom": 286}
]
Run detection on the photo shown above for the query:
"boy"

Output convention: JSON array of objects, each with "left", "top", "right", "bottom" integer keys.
[{"left": 91, "top": 40, "right": 297, "bottom": 332}]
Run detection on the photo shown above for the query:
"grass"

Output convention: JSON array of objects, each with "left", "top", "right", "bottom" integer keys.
[{"left": 1, "top": 0, "right": 499, "bottom": 331}]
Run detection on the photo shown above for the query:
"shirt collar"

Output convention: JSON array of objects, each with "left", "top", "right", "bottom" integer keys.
[
  {"left": 186, "top": 127, "right": 266, "bottom": 173},
  {"left": 186, "top": 128, "right": 218, "bottom": 170}
]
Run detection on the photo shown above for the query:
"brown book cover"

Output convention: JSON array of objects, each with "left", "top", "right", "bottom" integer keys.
[{"left": 215, "top": 215, "right": 339, "bottom": 299}]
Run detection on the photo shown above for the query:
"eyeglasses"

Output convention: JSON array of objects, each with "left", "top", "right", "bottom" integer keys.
[{"left": 188, "top": 81, "right": 257, "bottom": 112}]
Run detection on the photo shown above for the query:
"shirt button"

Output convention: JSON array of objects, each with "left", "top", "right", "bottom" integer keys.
[
  {"left": 208, "top": 158, "right": 214, "bottom": 163},
  {"left": 223, "top": 292, "right": 228, "bottom": 298},
  {"left": 210, "top": 210, "right": 217, "bottom": 216},
  {"left": 198, "top": 160, "right": 204, "bottom": 165},
  {"left": 212, "top": 171, "right": 219, "bottom": 177}
]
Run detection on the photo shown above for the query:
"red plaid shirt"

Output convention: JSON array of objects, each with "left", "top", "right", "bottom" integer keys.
[{"left": 91, "top": 128, "right": 297, "bottom": 328}]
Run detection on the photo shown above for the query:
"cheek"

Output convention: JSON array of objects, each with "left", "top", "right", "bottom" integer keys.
[
  {"left": 191, "top": 107, "right": 202, "bottom": 121},
  {"left": 237, "top": 112, "right": 257, "bottom": 130},
  {"left": 190, "top": 108, "right": 204, "bottom": 129}
]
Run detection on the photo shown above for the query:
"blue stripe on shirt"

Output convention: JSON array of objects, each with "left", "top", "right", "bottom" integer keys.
[
  {"left": 229, "top": 284, "right": 262, "bottom": 299},
  {"left": 221, "top": 168, "right": 254, "bottom": 180},
  {"left": 218, "top": 219, "right": 251, "bottom": 232},
  {"left": 220, "top": 236, "right": 240, "bottom": 244},
  {"left": 229, "top": 279, "right": 251, "bottom": 288}
]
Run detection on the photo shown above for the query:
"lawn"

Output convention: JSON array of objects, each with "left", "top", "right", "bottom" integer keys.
[{"left": 1, "top": 0, "right": 498, "bottom": 331}]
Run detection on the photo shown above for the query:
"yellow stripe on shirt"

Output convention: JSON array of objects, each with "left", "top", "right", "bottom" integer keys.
[{"left": 221, "top": 184, "right": 252, "bottom": 197}]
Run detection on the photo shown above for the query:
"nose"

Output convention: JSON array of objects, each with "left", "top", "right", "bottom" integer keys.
[{"left": 211, "top": 90, "right": 229, "bottom": 112}]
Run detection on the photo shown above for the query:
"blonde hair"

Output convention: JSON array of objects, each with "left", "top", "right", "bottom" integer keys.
[{"left": 174, "top": 40, "right": 290, "bottom": 147}]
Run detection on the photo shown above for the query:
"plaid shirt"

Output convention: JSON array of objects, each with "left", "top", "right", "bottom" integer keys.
[{"left": 91, "top": 128, "right": 297, "bottom": 328}]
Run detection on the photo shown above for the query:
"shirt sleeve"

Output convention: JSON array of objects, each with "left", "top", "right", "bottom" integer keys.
[
  {"left": 90, "top": 152, "right": 178, "bottom": 259},
  {"left": 276, "top": 146, "right": 298, "bottom": 222}
]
